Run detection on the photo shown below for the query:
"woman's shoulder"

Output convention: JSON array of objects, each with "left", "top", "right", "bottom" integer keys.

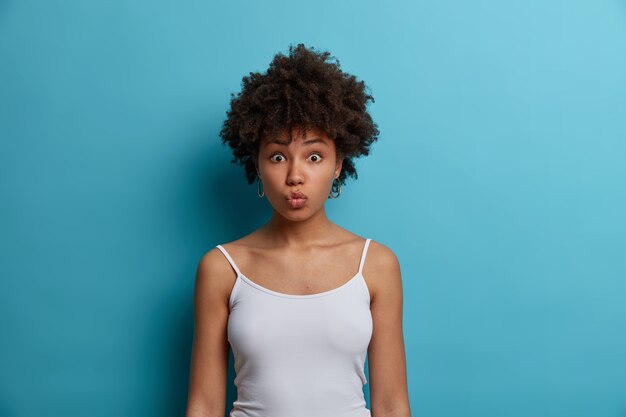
[
  {"left": 361, "top": 238, "right": 402, "bottom": 298},
  {"left": 366, "top": 238, "right": 399, "bottom": 265},
  {"left": 193, "top": 246, "right": 240, "bottom": 309},
  {"left": 196, "top": 232, "right": 266, "bottom": 294}
]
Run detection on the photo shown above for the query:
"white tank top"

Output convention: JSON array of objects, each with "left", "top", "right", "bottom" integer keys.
[{"left": 215, "top": 238, "right": 374, "bottom": 417}]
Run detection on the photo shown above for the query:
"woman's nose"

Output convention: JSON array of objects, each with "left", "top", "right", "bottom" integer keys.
[
  {"left": 286, "top": 162, "right": 304, "bottom": 185},
  {"left": 287, "top": 174, "right": 304, "bottom": 186}
]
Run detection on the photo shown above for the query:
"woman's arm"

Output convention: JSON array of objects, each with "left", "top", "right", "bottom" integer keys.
[
  {"left": 186, "top": 249, "right": 233, "bottom": 417},
  {"left": 366, "top": 242, "right": 412, "bottom": 417}
]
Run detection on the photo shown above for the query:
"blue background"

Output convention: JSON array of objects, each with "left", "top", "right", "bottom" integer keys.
[{"left": 1, "top": 1, "right": 625, "bottom": 416}]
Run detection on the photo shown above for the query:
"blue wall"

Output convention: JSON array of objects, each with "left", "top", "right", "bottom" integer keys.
[{"left": 1, "top": 1, "right": 625, "bottom": 416}]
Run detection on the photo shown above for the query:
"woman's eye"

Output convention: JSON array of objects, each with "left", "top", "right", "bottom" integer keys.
[{"left": 269, "top": 153, "right": 322, "bottom": 163}]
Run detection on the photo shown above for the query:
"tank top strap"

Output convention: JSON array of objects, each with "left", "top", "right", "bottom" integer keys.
[
  {"left": 358, "top": 238, "right": 372, "bottom": 275},
  {"left": 215, "top": 244, "right": 242, "bottom": 277}
]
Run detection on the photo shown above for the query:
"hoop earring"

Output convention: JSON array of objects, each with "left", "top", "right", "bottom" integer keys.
[
  {"left": 329, "top": 178, "right": 342, "bottom": 199},
  {"left": 257, "top": 175, "right": 265, "bottom": 197}
]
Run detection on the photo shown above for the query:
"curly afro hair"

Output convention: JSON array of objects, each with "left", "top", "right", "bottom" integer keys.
[{"left": 219, "top": 43, "right": 380, "bottom": 187}]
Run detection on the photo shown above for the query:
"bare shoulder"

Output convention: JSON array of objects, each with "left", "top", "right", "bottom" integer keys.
[
  {"left": 194, "top": 246, "right": 238, "bottom": 309},
  {"left": 362, "top": 239, "right": 402, "bottom": 303},
  {"left": 365, "top": 239, "right": 401, "bottom": 275},
  {"left": 197, "top": 245, "right": 238, "bottom": 278}
]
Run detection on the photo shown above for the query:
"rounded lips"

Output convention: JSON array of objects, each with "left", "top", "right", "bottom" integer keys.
[{"left": 287, "top": 191, "right": 307, "bottom": 200}]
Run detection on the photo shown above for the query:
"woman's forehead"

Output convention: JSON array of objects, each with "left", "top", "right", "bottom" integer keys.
[{"left": 261, "top": 126, "right": 331, "bottom": 145}]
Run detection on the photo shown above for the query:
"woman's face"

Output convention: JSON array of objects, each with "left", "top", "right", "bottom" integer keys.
[{"left": 257, "top": 126, "right": 343, "bottom": 220}]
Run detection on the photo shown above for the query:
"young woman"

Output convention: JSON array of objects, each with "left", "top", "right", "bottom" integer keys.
[{"left": 186, "top": 44, "right": 411, "bottom": 417}]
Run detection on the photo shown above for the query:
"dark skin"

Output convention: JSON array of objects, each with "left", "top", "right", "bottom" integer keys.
[{"left": 186, "top": 126, "right": 411, "bottom": 417}]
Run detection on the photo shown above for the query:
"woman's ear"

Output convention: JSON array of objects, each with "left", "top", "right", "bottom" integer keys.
[
  {"left": 334, "top": 157, "right": 344, "bottom": 179},
  {"left": 253, "top": 155, "right": 260, "bottom": 177}
]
